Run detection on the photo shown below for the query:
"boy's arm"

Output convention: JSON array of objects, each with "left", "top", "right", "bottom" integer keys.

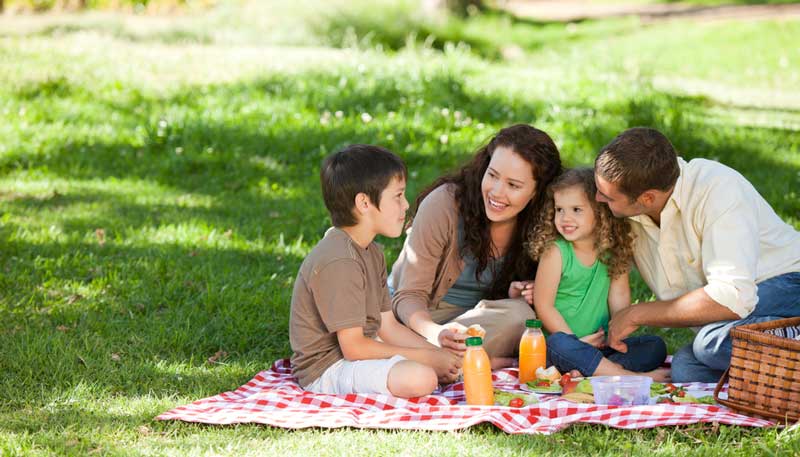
[
  {"left": 532, "top": 244, "right": 572, "bottom": 334},
  {"left": 607, "top": 271, "right": 631, "bottom": 317},
  {"left": 337, "top": 327, "right": 461, "bottom": 383},
  {"left": 378, "top": 311, "right": 437, "bottom": 349}
]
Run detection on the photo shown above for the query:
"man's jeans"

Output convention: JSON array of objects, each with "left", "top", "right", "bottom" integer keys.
[
  {"left": 672, "top": 272, "right": 800, "bottom": 383},
  {"left": 547, "top": 332, "right": 667, "bottom": 376}
]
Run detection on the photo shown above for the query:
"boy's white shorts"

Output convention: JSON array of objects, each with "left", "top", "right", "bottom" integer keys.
[{"left": 305, "top": 355, "right": 406, "bottom": 395}]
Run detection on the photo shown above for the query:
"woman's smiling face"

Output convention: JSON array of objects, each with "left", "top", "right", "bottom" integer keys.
[{"left": 480, "top": 145, "right": 537, "bottom": 224}]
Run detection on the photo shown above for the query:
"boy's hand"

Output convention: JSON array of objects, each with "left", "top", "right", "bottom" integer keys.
[
  {"left": 426, "top": 348, "right": 462, "bottom": 385},
  {"left": 438, "top": 323, "right": 468, "bottom": 355},
  {"left": 508, "top": 280, "right": 535, "bottom": 304},
  {"left": 579, "top": 328, "right": 607, "bottom": 349}
]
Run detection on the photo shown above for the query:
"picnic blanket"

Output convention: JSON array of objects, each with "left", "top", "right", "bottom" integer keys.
[{"left": 156, "top": 359, "right": 774, "bottom": 434}]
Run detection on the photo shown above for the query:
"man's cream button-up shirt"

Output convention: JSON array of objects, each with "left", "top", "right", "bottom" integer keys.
[{"left": 629, "top": 158, "right": 800, "bottom": 318}]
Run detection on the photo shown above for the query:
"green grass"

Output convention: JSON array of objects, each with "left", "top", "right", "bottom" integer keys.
[{"left": 1, "top": 1, "right": 800, "bottom": 455}]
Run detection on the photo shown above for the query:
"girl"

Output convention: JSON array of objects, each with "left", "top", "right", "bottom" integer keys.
[
  {"left": 522, "top": 167, "right": 669, "bottom": 381},
  {"left": 390, "top": 124, "right": 562, "bottom": 368}
]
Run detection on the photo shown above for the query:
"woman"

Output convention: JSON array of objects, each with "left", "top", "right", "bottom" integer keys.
[{"left": 389, "top": 124, "right": 562, "bottom": 367}]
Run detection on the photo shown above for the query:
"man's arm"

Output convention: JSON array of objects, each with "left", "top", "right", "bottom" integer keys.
[{"left": 607, "top": 287, "right": 739, "bottom": 352}]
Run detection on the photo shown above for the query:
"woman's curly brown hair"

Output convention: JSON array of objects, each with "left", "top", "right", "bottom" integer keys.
[
  {"left": 527, "top": 167, "right": 634, "bottom": 279},
  {"left": 409, "top": 124, "right": 562, "bottom": 299}
]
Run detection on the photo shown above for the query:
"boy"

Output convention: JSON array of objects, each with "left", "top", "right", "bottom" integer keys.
[{"left": 290, "top": 144, "right": 461, "bottom": 398}]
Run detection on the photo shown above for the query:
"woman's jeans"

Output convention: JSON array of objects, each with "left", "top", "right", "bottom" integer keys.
[
  {"left": 671, "top": 271, "right": 800, "bottom": 383},
  {"left": 546, "top": 332, "right": 667, "bottom": 376}
]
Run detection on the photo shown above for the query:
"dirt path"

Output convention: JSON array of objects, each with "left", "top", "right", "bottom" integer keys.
[{"left": 503, "top": 1, "right": 800, "bottom": 23}]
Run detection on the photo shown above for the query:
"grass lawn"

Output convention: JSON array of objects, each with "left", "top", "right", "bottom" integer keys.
[{"left": 1, "top": 1, "right": 799, "bottom": 455}]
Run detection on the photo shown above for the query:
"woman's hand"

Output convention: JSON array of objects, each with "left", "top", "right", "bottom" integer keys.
[
  {"left": 579, "top": 328, "right": 607, "bottom": 349},
  {"left": 508, "top": 280, "right": 535, "bottom": 304},
  {"left": 437, "top": 322, "right": 468, "bottom": 355}
]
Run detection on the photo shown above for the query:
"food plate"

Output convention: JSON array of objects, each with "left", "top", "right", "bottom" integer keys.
[{"left": 521, "top": 381, "right": 562, "bottom": 394}]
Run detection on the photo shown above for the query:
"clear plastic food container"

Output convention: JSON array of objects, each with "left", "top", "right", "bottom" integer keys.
[{"left": 590, "top": 375, "right": 652, "bottom": 406}]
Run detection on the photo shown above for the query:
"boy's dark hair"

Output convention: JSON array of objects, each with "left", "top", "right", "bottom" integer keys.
[
  {"left": 594, "top": 127, "right": 680, "bottom": 201},
  {"left": 320, "top": 144, "right": 407, "bottom": 227}
]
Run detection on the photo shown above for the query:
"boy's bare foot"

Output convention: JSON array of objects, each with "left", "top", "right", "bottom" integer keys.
[
  {"left": 491, "top": 357, "right": 515, "bottom": 370},
  {"left": 645, "top": 367, "right": 671, "bottom": 383}
]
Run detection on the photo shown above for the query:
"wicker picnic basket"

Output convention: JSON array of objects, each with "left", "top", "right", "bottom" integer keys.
[{"left": 713, "top": 317, "right": 800, "bottom": 422}]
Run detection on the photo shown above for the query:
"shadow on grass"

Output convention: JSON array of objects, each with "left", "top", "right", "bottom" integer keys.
[
  {"left": 0, "top": 234, "right": 297, "bottom": 404},
  {"left": 0, "top": 395, "right": 290, "bottom": 454},
  {"left": 8, "top": 70, "right": 798, "bottom": 212}
]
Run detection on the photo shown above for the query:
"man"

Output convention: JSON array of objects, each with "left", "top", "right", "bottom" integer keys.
[{"left": 593, "top": 127, "right": 800, "bottom": 382}]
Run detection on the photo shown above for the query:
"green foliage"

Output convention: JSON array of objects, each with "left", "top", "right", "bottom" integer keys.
[
  {"left": 7, "top": 0, "right": 187, "bottom": 12},
  {"left": 1, "top": 1, "right": 799, "bottom": 454}
]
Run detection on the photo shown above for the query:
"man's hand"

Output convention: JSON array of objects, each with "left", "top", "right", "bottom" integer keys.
[
  {"left": 579, "top": 328, "right": 606, "bottom": 349},
  {"left": 508, "top": 280, "right": 535, "bottom": 304},
  {"left": 425, "top": 348, "right": 462, "bottom": 384},
  {"left": 607, "top": 306, "right": 640, "bottom": 353},
  {"left": 438, "top": 323, "right": 468, "bottom": 355}
]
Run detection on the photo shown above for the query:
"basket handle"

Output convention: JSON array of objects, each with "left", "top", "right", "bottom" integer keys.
[{"left": 712, "top": 368, "right": 730, "bottom": 404}]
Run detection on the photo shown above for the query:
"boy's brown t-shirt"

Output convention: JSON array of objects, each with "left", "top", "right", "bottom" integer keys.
[{"left": 289, "top": 227, "right": 392, "bottom": 388}]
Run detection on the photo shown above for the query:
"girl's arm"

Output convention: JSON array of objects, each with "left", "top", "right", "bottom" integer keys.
[
  {"left": 607, "top": 271, "right": 631, "bottom": 317},
  {"left": 532, "top": 244, "right": 573, "bottom": 334}
]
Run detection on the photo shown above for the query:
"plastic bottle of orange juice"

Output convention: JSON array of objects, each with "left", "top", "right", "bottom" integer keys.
[
  {"left": 518, "top": 319, "right": 546, "bottom": 384},
  {"left": 463, "top": 336, "right": 494, "bottom": 406}
]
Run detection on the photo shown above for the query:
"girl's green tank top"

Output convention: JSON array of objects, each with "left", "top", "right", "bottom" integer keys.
[{"left": 552, "top": 238, "right": 610, "bottom": 338}]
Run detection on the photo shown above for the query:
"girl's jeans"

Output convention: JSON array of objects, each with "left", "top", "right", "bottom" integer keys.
[{"left": 546, "top": 332, "right": 667, "bottom": 376}]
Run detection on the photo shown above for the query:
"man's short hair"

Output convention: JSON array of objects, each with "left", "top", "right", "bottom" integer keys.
[
  {"left": 595, "top": 127, "right": 680, "bottom": 200},
  {"left": 320, "top": 144, "right": 407, "bottom": 227}
]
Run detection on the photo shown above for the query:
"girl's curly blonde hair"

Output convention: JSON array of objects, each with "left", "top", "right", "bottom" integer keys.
[{"left": 527, "top": 167, "right": 634, "bottom": 279}]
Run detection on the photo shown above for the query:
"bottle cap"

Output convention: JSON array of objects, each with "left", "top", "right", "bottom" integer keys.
[
  {"left": 526, "top": 319, "right": 542, "bottom": 328},
  {"left": 465, "top": 336, "right": 483, "bottom": 346}
]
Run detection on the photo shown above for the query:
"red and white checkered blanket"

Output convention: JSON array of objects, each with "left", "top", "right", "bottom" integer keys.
[{"left": 156, "top": 359, "right": 774, "bottom": 434}]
